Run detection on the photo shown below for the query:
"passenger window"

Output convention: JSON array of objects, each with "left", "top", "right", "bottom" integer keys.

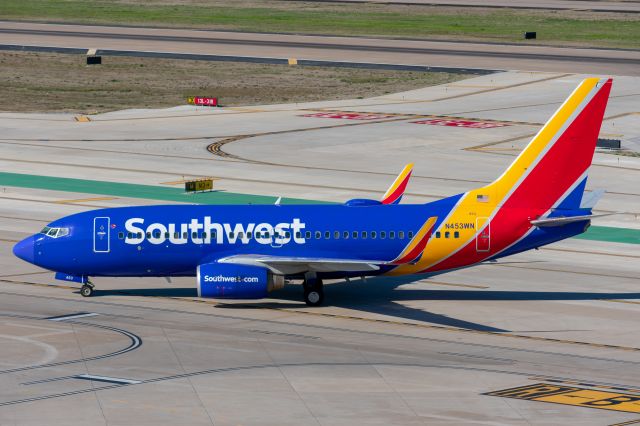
[
  {"left": 146, "top": 232, "right": 151, "bottom": 238},
  {"left": 324, "top": 231, "right": 330, "bottom": 239},
  {"left": 164, "top": 232, "right": 169, "bottom": 238},
  {"left": 118, "top": 232, "right": 124, "bottom": 239},
  {"left": 295, "top": 232, "right": 300, "bottom": 239},
  {"left": 454, "top": 231, "right": 460, "bottom": 238},
  {"left": 371, "top": 231, "right": 377, "bottom": 239},
  {"left": 334, "top": 231, "right": 340, "bottom": 239},
  {"left": 362, "top": 231, "right": 368, "bottom": 239},
  {"left": 285, "top": 231, "right": 290, "bottom": 238},
  {"left": 445, "top": 231, "right": 450, "bottom": 239},
  {"left": 229, "top": 232, "right": 234, "bottom": 239},
  {"left": 398, "top": 231, "right": 404, "bottom": 239},
  {"left": 247, "top": 232, "right": 252, "bottom": 239},
  {"left": 408, "top": 231, "right": 414, "bottom": 239},
  {"left": 389, "top": 231, "right": 395, "bottom": 239},
  {"left": 183, "top": 232, "right": 188, "bottom": 239},
  {"left": 352, "top": 231, "right": 358, "bottom": 239},
  {"left": 191, "top": 232, "right": 197, "bottom": 238},
  {"left": 380, "top": 231, "right": 386, "bottom": 239},
  {"left": 315, "top": 231, "right": 321, "bottom": 239},
  {"left": 305, "top": 231, "right": 311, "bottom": 239}
]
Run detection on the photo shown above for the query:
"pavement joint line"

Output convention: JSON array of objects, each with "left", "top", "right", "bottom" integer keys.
[
  {"left": 4, "top": 278, "right": 640, "bottom": 354},
  {"left": 493, "top": 263, "right": 640, "bottom": 279},
  {"left": 609, "top": 419, "right": 640, "bottom": 426},
  {"left": 602, "top": 299, "right": 640, "bottom": 306},
  {"left": 543, "top": 247, "right": 640, "bottom": 259},
  {"left": 423, "top": 280, "right": 489, "bottom": 289},
  {"left": 330, "top": 73, "right": 573, "bottom": 108},
  {"left": 54, "top": 196, "right": 118, "bottom": 204}
]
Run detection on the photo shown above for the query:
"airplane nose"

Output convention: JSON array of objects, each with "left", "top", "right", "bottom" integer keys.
[{"left": 13, "top": 236, "right": 36, "bottom": 264}]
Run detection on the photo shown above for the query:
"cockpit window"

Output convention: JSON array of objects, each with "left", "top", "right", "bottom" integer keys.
[{"left": 40, "top": 226, "right": 70, "bottom": 238}]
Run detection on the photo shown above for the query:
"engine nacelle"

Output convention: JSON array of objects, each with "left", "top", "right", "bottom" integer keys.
[{"left": 197, "top": 263, "right": 284, "bottom": 299}]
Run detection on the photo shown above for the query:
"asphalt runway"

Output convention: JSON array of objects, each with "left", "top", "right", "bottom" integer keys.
[
  {"left": 1, "top": 21, "right": 640, "bottom": 76},
  {"left": 0, "top": 71, "right": 639, "bottom": 424}
]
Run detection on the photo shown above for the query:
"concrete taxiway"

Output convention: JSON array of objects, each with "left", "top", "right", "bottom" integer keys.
[
  {"left": 0, "top": 71, "right": 639, "bottom": 424},
  {"left": 2, "top": 21, "right": 640, "bottom": 76}
]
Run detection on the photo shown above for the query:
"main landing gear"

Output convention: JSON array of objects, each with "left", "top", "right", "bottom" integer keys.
[
  {"left": 80, "top": 280, "right": 94, "bottom": 297},
  {"left": 303, "top": 274, "right": 324, "bottom": 307}
]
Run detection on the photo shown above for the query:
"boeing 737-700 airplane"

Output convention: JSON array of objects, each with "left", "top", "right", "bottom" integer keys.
[{"left": 13, "top": 78, "right": 612, "bottom": 306}]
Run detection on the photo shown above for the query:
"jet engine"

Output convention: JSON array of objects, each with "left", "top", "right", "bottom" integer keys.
[{"left": 197, "top": 263, "right": 284, "bottom": 299}]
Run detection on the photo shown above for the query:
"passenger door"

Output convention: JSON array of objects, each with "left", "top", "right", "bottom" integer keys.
[{"left": 93, "top": 217, "right": 111, "bottom": 253}]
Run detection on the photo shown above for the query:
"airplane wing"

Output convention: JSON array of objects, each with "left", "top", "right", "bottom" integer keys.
[
  {"left": 381, "top": 163, "right": 414, "bottom": 204},
  {"left": 217, "top": 254, "right": 382, "bottom": 275},
  {"left": 217, "top": 216, "right": 438, "bottom": 275}
]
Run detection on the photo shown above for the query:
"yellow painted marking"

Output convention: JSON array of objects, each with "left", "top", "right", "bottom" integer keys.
[
  {"left": 486, "top": 383, "right": 640, "bottom": 414},
  {"left": 288, "top": 58, "right": 298, "bottom": 65},
  {"left": 54, "top": 196, "right": 117, "bottom": 204},
  {"left": 74, "top": 115, "right": 91, "bottom": 122}
]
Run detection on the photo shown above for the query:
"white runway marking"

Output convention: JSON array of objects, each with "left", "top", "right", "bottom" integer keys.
[
  {"left": 46, "top": 312, "right": 99, "bottom": 321},
  {"left": 75, "top": 374, "right": 141, "bottom": 385}
]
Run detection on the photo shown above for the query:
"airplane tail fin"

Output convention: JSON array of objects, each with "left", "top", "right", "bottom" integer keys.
[
  {"left": 381, "top": 163, "right": 413, "bottom": 205},
  {"left": 480, "top": 77, "right": 612, "bottom": 211}
]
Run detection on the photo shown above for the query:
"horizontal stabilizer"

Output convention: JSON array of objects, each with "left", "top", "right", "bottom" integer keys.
[{"left": 531, "top": 213, "right": 613, "bottom": 227}]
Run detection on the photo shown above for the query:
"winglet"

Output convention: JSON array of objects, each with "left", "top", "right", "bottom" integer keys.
[
  {"left": 381, "top": 163, "right": 414, "bottom": 205},
  {"left": 390, "top": 216, "right": 437, "bottom": 264}
]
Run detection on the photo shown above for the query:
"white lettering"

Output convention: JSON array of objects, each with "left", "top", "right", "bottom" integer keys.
[
  {"left": 125, "top": 218, "right": 145, "bottom": 244},
  {"left": 123, "top": 217, "right": 305, "bottom": 246},
  {"left": 147, "top": 223, "right": 167, "bottom": 245}
]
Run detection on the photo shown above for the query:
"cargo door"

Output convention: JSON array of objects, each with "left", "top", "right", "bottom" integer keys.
[{"left": 475, "top": 217, "right": 490, "bottom": 252}]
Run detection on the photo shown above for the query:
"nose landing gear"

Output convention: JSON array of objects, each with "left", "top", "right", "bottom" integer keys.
[{"left": 80, "top": 280, "right": 94, "bottom": 297}]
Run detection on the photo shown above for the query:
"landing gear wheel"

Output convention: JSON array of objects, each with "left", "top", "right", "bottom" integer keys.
[
  {"left": 80, "top": 284, "right": 94, "bottom": 297},
  {"left": 303, "top": 278, "right": 324, "bottom": 306}
]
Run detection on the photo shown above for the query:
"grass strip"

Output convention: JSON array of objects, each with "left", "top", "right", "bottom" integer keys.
[{"left": 1, "top": 1, "right": 638, "bottom": 48}]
